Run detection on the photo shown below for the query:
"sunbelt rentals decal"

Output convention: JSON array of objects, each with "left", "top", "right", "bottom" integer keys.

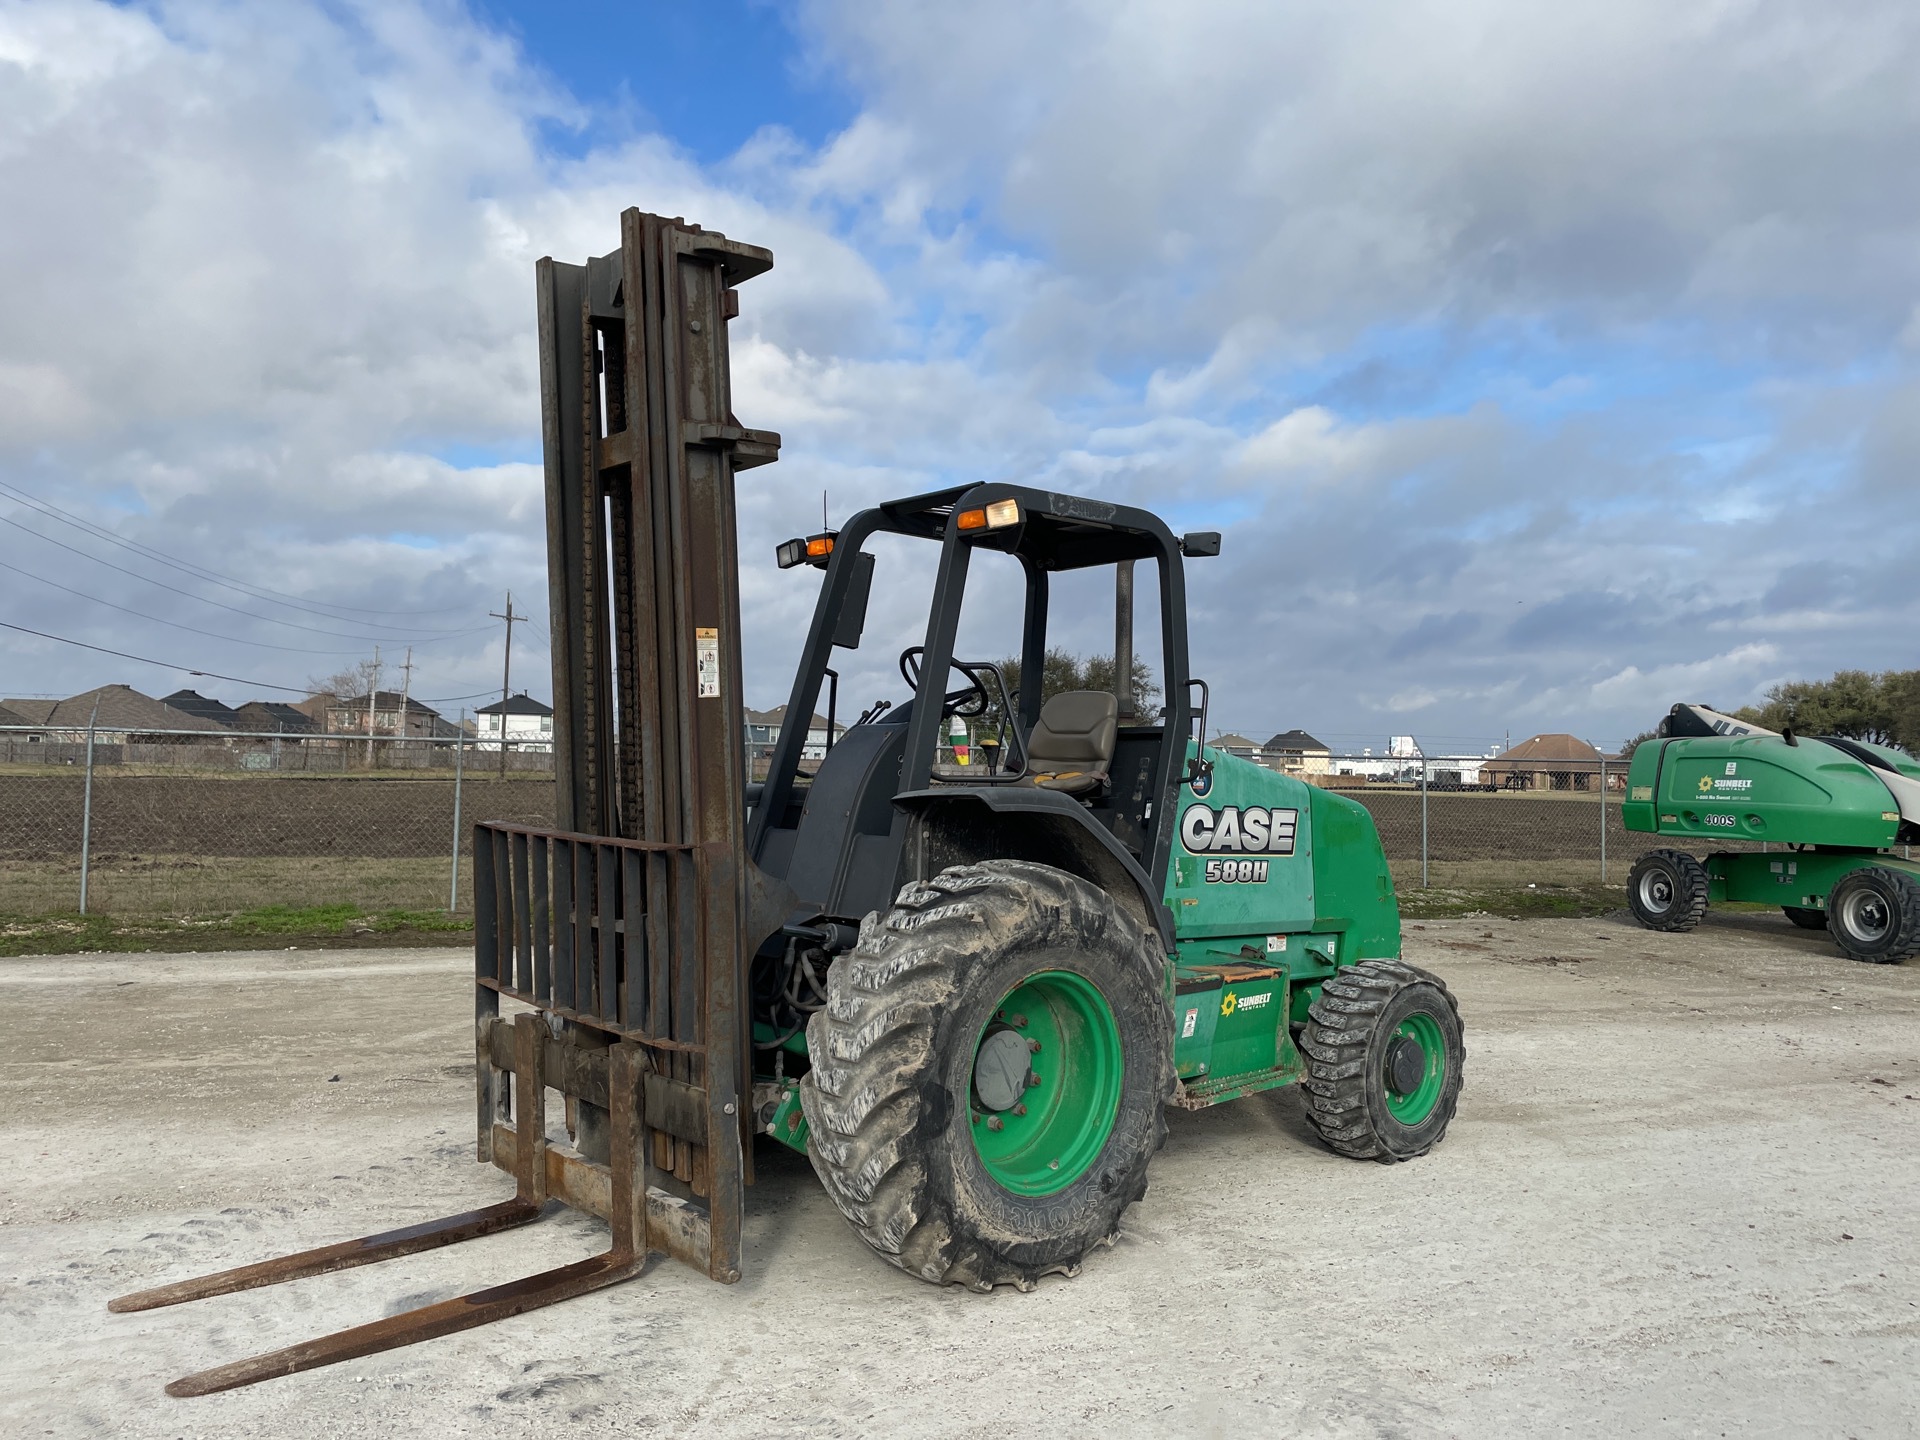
[{"left": 1697, "top": 761, "right": 1752, "bottom": 796}]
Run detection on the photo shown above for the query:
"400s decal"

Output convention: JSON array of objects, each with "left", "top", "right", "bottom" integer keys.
[{"left": 1180, "top": 804, "right": 1298, "bottom": 856}]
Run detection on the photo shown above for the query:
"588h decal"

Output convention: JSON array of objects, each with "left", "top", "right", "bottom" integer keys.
[{"left": 1204, "top": 858, "right": 1269, "bottom": 884}]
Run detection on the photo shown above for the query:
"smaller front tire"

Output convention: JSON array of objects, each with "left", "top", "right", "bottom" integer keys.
[
  {"left": 1826, "top": 867, "right": 1920, "bottom": 964},
  {"left": 1300, "top": 960, "right": 1464, "bottom": 1162},
  {"left": 1627, "top": 849, "right": 1710, "bottom": 932}
]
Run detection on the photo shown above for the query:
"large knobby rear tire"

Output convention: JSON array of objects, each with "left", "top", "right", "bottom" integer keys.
[
  {"left": 1826, "top": 867, "right": 1920, "bottom": 965},
  {"left": 1627, "top": 849, "right": 1710, "bottom": 932},
  {"left": 1300, "top": 959, "right": 1465, "bottom": 1162},
  {"left": 800, "top": 860, "right": 1173, "bottom": 1291}
]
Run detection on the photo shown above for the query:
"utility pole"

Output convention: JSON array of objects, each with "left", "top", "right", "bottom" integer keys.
[
  {"left": 397, "top": 645, "right": 415, "bottom": 753},
  {"left": 365, "top": 646, "right": 381, "bottom": 769},
  {"left": 491, "top": 590, "right": 526, "bottom": 776}
]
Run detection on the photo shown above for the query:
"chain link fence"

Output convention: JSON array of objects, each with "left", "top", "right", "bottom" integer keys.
[
  {"left": 1321, "top": 753, "right": 1635, "bottom": 896},
  {"left": 6, "top": 730, "right": 1822, "bottom": 921},
  {"left": 1, "top": 728, "right": 554, "bottom": 917}
]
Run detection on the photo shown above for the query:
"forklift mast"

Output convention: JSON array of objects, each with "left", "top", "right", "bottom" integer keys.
[
  {"left": 107, "top": 210, "right": 792, "bottom": 1397},
  {"left": 503, "top": 210, "right": 783, "bottom": 1277}
]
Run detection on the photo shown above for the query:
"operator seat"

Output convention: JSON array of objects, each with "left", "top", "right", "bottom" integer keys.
[{"left": 1018, "top": 691, "right": 1119, "bottom": 797}]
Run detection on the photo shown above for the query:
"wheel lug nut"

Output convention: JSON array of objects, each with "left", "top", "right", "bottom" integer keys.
[
  {"left": 1011, "top": 1014, "right": 1027, "bottom": 1029},
  {"left": 1014, "top": 1103, "right": 1027, "bottom": 1117},
  {"left": 1027, "top": 1073, "right": 1041, "bottom": 1088},
  {"left": 1028, "top": 1039, "right": 1041, "bottom": 1053},
  {"left": 987, "top": 1116, "right": 1004, "bottom": 1131}
]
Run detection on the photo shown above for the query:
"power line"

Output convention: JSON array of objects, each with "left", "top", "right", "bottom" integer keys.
[
  {"left": 0, "top": 554, "right": 370, "bottom": 655},
  {"left": 0, "top": 619, "right": 311, "bottom": 693},
  {"left": 0, "top": 514, "right": 493, "bottom": 645},
  {"left": 0, "top": 478, "right": 473, "bottom": 623}
]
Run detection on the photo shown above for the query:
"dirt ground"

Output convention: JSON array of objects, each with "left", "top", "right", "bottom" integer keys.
[{"left": 2, "top": 912, "right": 1915, "bottom": 1438}]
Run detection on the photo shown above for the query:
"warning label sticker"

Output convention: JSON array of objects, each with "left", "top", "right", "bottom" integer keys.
[{"left": 696, "top": 627, "right": 721, "bottom": 699}]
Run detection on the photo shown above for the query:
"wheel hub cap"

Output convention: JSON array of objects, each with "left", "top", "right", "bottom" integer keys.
[
  {"left": 1385, "top": 1035, "right": 1427, "bottom": 1096},
  {"left": 1845, "top": 893, "right": 1890, "bottom": 941},
  {"left": 1382, "top": 1012, "right": 1446, "bottom": 1125},
  {"left": 972, "top": 1028, "right": 1032, "bottom": 1112}
]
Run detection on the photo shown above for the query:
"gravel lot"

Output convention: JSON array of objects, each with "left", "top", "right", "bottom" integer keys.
[{"left": 2, "top": 911, "right": 1915, "bottom": 1437}]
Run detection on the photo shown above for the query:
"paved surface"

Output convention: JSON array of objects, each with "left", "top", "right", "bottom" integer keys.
[{"left": 1, "top": 912, "right": 1915, "bottom": 1437}]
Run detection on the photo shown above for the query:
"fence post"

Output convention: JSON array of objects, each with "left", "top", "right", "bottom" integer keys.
[
  {"left": 78, "top": 697, "right": 100, "bottom": 915},
  {"left": 1420, "top": 751, "right": 1430, "bottom": 889},
  {"left": 1599, "top": 756, "right": 1608, "bottom": 883},
  {"left": 449, "top": 712, "right": 467, "bottom": 912}
]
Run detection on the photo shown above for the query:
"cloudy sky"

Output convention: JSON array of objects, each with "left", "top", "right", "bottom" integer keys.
[{"left": 2, "top": 0, "right": 1916, "bottom": 752}]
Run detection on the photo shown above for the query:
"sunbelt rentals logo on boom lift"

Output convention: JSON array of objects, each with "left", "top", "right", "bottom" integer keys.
[{"left": 1698, "top": 761, "right": 1753, "bottom": 795}]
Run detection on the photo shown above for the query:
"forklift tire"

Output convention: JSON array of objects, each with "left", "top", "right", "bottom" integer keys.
[
  {"left": 1626, "top": 849, "right": 1709, "bottom": 932},
  {"left": 800, "top": 859, "right": 1173, "bottom": 1291},
  {"left": 1826, "top": 867, "right": 1920, "bottom": 964},
  {"left": 1783, "top": 906, "right": 1828, "bottom": 930},
  {"left": 1299, "top": 960, "right": 1464, "bottom": 1162}
]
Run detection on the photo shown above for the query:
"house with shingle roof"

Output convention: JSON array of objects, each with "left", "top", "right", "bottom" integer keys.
[
  {"left": 0, "top": 700, "right": 45, "bottom": 739},
  {"left": 161, "top": 689, "right": 243, "bottom": 728},
  {"left": 12, "top": 685, "right": 228, "bottom": 743},
  {"left": 1261, "top": 728, "right": 1332, "bottom": 775},
  {"left": 1481, "top": 733, "right": 1617, "bottom": 791},
  {"left": 230, "top": 700, "right": 319, "bottom": 734}
]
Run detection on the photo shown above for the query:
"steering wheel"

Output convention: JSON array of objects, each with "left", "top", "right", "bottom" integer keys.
[{"left": 899, "top": 647, "right": 992, "bottom": 718}]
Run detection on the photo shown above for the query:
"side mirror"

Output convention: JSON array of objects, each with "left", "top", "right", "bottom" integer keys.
[{"left": 1179, "top": 532, "right": 1221, "bottom": 558}]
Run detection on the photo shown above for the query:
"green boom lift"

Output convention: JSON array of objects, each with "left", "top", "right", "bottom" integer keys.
[
  {"left": 114, "top": 211, "right": 1465, "bottom": 1394},
  {"left": 1624, "top": 703, "right": 1920, "bottom": 963}
]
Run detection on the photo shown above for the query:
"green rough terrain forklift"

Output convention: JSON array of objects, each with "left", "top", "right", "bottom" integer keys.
[
  {"left": 112, "top": 211, "right": 1465, "bottom": 1394},
  {"left": 1624, "top": 703, "right": 1920, "bottom": 962}
]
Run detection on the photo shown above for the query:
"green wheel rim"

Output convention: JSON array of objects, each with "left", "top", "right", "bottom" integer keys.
[
  {"left": 1383, "top": 1011, "right": 1447, "bottom": 1125},
  {"left": 969, "top": 970, "right": 1122, "bottom": 1196}
]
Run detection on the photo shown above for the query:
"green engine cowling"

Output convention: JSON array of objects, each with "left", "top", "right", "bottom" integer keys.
[
  {"left": 1623, "top": 734, "right": 1911, "bottom": 848},
  {"left": 1165, "top": 744, "right": 1400, "bottom": 958},
  {"left": 1159, "top": 744, "right": 1402, "bottom": 1104}
]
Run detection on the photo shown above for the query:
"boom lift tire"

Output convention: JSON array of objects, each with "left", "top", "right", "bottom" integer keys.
[
  {"left": 1627, "top": 849, "right": 1710, "bottom": 932},
  {"left": 800, "top": 860, "right": 1173, "bottom": 1291},
  {"left": 1299, "top": 960, "right": 1464, "bottom": 1162},
  {"left": 1783, "top": 906, "right": 1828, "bottom": 930},
  {"left": 1825, "top": 866, "right": 1920, "bottom": 965}
]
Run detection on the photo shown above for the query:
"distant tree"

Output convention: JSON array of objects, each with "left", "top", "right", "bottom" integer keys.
[
  {"left": 986, "top": 647, "right": 1159, "bottom": 729},
  {"left": 305, "top": 660, "right": 380, "bottom": 702},
  {"left": 1618, "top": 729, "right": 1658, "bottom": 759},
  {"left": 1736, "top": 669, "right": 1907, "bottom": 746},
  {"left": 1888, "top": 672, "right": 1920, "bottom": 754}
]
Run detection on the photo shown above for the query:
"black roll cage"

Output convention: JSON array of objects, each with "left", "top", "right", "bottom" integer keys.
[{"left": 747, "top": 482, "right": 1196, "bottom": 893}]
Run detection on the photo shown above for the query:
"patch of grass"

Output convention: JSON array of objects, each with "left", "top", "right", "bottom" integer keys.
[
  {"left": 1397, "top": 882, "right": 1628, "bottom": 920},
  {"left": 0, "top": 855, "right": 471, "bottom": 918},
  {"left": 0, "top": 903, "right": 471, "bottom": 957}
]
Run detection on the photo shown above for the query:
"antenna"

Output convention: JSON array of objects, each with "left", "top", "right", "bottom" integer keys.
[{"left": 822, "top": 489, "right": 828, "bottom": 532}]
